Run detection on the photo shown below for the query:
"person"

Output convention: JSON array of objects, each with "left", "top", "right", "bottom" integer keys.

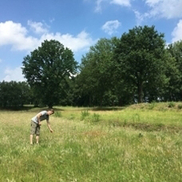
[{"left": 30, "top": 108, "right": 54, "bottom": 144}]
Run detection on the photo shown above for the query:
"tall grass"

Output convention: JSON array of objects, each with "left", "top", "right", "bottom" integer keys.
[{"left": 0, "top": 103, "right": 182, "bottom": 181}]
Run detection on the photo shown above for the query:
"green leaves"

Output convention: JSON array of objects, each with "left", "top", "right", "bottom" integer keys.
[
  {"left": 76, "top": 38, "right": 120, "bottom": 106},
  {"left": 22, "top": 40, "right": 77, "bottom": 108},
  {"left": 0, "top": 81, "right": 31, "bottom": 108},
  {"left": 114, "top": 25, "right": 166, "bottom": 103},
  {"left": 19, "top": 28, "right": 182, "bottom": 106}
]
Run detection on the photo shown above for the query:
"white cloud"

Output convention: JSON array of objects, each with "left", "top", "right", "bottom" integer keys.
[
  {"left": 28, "top": 20, "right": 48, "bottom": 34},
  {"left": 144, "top": 0, "right": 182, "bottom": 19},
  {"left": 110, "top": 0, "right": 131, "bottom": 7},
  {"left": 3, "top": 67, "right": 25, "bottom": 82},
  {"left": 133, "top": 10, "right": 145, "bottom": 25},
  {"left": 40, "top": 31, "right": 96, "bottom": 52},
  {"left": 95, "top": 0, "right": 104, "bottom": 12},
  {"left": 95, "top": 0, "right": 131, "bottom": 12},
  {"left": 0, "top": 20, "right": 97, "bottom": 82},
  {"left": 102, "top": 20, "right": 121, "bottom": 35},
  {"left": 0, "top": 21, "right": 96, "bottom": 53},
  {"left": 133, "top": 0, "right": 182, "bottom": 28},
  {"left": 0, "top": 21, "right": 39, "bottom": 51},
  {"left": 145, "top": 0, "right": 160, "bottom": 6},
  {"left": 172, "top": 19, "right": 182, "bottom": 43}
]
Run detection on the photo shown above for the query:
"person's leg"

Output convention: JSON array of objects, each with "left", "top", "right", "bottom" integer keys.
[
  {"left": 36, "top": 135, "right": 39, "bottom": 144},
  {"left": 36, "top": 125, "right": 40, "bottom": 144},
  {"left": 30, "top": 121, "right": 36, "bottom": 144},
  {"left": 30, "top": 134, "right": 34, "bottom": 144}
]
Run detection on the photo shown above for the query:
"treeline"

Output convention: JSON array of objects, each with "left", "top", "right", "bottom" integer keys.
[
  {"left": 1, "top": 25, "right": 182, "bottom": 108},
  {"left": 0, "top": 81, "right": 31, "bottom": 108}
]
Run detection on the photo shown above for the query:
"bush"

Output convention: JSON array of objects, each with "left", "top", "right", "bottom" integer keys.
[
  {"left": 168, "top": 102, "right": 175, "bottom": 108},
  {"left": 178, "top": 104, "right": 182, "bottom": 109}
]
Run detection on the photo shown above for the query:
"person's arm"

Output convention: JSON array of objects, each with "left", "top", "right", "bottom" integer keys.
[
  {"left": 47, "top": 122, "right": 53, "bottom": 133},
  {"left": 37, "top": 113, "right": 42, "bottom": 125}
]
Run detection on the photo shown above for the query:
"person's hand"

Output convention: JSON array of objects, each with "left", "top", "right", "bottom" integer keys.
[{"left": 38, "top": 122, "right": 41, "bottom": 126}]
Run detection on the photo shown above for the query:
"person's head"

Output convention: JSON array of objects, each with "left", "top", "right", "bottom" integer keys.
[{"left": 47, "top": 108, "right": 54, "bottom": 115}]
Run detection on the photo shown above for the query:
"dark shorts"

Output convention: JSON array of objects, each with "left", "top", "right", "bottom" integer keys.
[{"left": 30, "top": 120, "right": 40, "bottom": 135}]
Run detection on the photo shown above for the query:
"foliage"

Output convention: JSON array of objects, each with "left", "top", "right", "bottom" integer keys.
[
  {"left": 114, "top": 25, "right": 167, "bottom": 103},
  {"left": 22, "top": 39, "right": 78, "bottom": 108},
  {"left": 168, "top": 102, "right": 175, "bottom": 108},
  {"left": 0, "top": 81, "right": 31, "bottom": 108},
  {"left": 1, "top": 26, "right": 182, "bottom": 108},
  {"left": 76, "top": 37, "right": 119, "bottom": 106},
  {"left": 165, "top": 41, "right": 182, "bottom": 101}
]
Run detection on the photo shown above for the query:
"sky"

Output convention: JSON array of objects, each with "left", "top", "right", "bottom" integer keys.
[{"left": 0, "top": 0, "right": 182, "bottom": 82}]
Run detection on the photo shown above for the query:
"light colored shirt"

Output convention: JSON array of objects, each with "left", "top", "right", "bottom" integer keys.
[{"left": 31, "top": 111, "right": 49, "bottom": 124}]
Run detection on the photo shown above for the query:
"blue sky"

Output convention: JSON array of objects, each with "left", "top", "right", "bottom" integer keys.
[{"left": 0, "top": 0, "right": 182, "bottom": 82}]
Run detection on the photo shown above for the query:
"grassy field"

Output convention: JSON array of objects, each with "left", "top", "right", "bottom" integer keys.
[{"left": 0, "top": 102, "right": 182, "bottom": 181}]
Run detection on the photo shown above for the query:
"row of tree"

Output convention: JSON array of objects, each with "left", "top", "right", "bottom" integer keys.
[
  {"left": 0, "top": 81, "right": 31, "bottom": 108},
  {"left": 1, "top": 25, "right": 182, "bottom": 108}
]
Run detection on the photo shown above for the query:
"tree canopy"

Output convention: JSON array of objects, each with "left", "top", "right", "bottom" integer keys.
[
  {"left": 0, "top": 26, "right": 181, "bottom": 109},
  {"left": 114, "top": 25, "right": 167, "bottom": 103},
  {"left": 22, "top": 40, "right": 77, "bottom": 108},
  {"left": 0, "top": 81, "right": 30, "bottom": 108},
  {"left": 76, "top": 37, "right": 119, "bottom": 106}
]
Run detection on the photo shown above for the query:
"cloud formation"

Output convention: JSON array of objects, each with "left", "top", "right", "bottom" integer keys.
[
  {"left": 102, "top": 20, "right": 121, "bottom": 35},
  {"left": 110, "top": 0, "right": 131, "bottom": 7},
  {"left": 144, "top": 0, "right": 182, "bottom": 19},
  {"left": 172, "top": 19, "right": 182, "bottom": 43},
  {"left": 28, "top": 20, "right": 49, "bottom": 34},
  {"left": 0, "top": 21, "right": 96, "bottom": 53},
  {"left": 40, "top": 31, "right": 95, "bottom": 52},
  {"left": 0, "top": 20, "right": 96, "bottom": 82},
  {"left": 4, "top": 67, "right": 25, "bottom": 82},
  {"left": 0, "top": 21, "right": 40, "bottom": 51},
  {"left": 95, "top": 0, "right": 131, "bottom": 12}
]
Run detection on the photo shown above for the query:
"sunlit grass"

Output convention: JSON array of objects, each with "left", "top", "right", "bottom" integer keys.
[{"left": 0, "top": 103, "right": 182, "bottom": 181}]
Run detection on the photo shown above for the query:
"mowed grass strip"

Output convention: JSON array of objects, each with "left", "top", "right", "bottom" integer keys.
[{"left": 0, "top": 105, "right": 182, "bottom": 182}]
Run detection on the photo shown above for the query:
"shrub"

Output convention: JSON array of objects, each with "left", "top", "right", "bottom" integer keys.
[
  {"left": 178, "top": 104, "right": 182, "bottom": 109},
  {"left": 168, "top": 102, "right": 175, "bottom": 108}
]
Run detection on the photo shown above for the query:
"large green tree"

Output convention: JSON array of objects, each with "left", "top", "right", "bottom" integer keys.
[
  {"left": 114, "top": 25, "right": 167, "bottom": 103},
  {"left": 22, "top": 40, "right": 77, "bottom": 108},
  {"left": 165, "top": 41, "right": 182, "bottom": 101},
  {"left": 76, "top": 37, "right": 119, "bottom": 106}
]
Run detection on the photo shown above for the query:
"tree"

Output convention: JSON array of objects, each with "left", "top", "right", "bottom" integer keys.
[
  {"left": 0, "top": 81, "right": 31, "bottom": 108},
  {"left": 76, "top": 37, "right": 119, "bottom": 106},
  {"left": 114, "top": 25, "right": 167, "bottom": 103},
  {"left": 165, "top": 41, "right": 182, "bottom": 101},
  {"left": 22, "top": 40, "right": 77, "bottom": 108}
]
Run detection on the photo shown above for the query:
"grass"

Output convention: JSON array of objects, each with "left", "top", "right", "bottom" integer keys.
[{"left": 0, "top": 103, "right": 182, "bottom": 181}]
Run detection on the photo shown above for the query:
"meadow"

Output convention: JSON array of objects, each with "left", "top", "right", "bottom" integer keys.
[{"left": 0, "top": 102, "right": 182, "bottom": 182}]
